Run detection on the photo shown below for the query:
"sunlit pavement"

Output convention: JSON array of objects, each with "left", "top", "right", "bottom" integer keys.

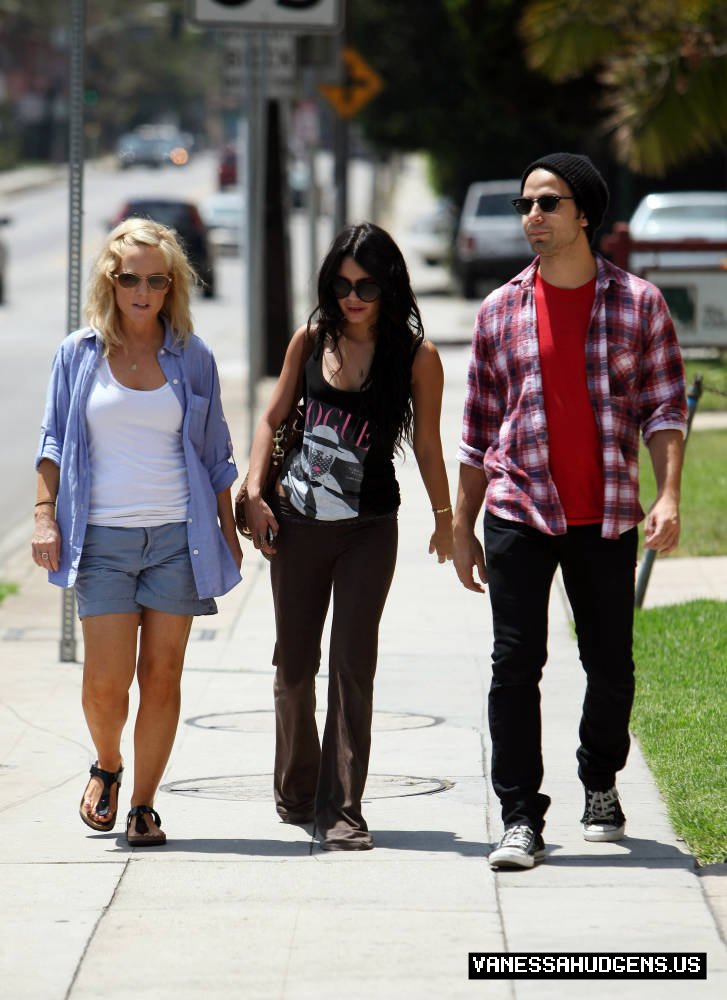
[{"left": 0, "top": 153, "right": 725, "bottom": 999}]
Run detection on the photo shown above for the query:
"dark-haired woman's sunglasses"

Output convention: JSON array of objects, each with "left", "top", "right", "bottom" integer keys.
[
  {"left": 330, "top": 276, "right": 381, "bottom": 302},
  {"left": 511, "top": 195, "right": 575, "bottom": 215},
  {"left": 113, "top": 272, "right": 172, "bottom": 291}
]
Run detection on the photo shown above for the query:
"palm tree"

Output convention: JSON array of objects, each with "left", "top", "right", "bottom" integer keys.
[{"left": 518, "top": 0, "right": 727, "bottom": 176}]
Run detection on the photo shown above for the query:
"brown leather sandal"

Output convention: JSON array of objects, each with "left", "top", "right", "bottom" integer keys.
[
  {"left": 126, "top": 805, "right": 167, "bottom": 846},
  {"left": 79, "top": 761, "right": 123, "bottom": 832}
]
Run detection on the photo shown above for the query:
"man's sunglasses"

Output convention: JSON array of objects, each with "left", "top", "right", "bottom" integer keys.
[
  {"left": 330, "top": 276, "right": 381, "bottom": 302},
  {"left": 511, "top": 195, "right": 575, "bottom": 215},
  {"left": 113, "top": 272, "right": 172, "bottom": 291}
]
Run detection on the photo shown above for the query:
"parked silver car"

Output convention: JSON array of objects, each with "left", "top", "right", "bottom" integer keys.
[
  {"left": 454, "top": 180, "right": 533, "bottom": 297},
  {"left": 628, "top": 191, "right": 727, "bottom": 271},
  {"left": 116, "top": 125, "right": 193, "bottom": 170},
  {"left": 407, "top": 198, "right": 457, "bottom": 267}
]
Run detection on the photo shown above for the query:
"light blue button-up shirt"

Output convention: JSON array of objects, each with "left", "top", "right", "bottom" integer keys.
[{"left": 35, "top": 323, "right": 241, "bottom": 599}]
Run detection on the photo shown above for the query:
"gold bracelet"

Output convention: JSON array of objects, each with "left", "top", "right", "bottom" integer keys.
[
  {"left": 432, "top": 505, "right": 452, "bottom": 514},
  {"left": 34, "top": 500, "right": 56, "bottom": 508}
]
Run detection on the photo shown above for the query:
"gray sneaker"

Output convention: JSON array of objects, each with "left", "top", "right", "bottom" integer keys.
[
  {"left": 488, "top": 824, "right": 545, "bottom": 869},
  {"left": 582, "top": 787, "right": 626, "bottom": 841}
]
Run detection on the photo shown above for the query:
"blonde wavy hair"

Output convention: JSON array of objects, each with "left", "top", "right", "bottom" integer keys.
[{"left": 85, "top": 217, "right": 197, "bottom": 353}]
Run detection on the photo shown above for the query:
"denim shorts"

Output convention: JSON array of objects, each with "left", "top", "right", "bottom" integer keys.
[{"left": 75, "top": 522, "right": 217, "bottom": 619}]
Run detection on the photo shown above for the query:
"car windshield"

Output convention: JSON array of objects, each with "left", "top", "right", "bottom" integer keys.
[{"left": 476, "top": 194, "right": 518, "bottom": 217}]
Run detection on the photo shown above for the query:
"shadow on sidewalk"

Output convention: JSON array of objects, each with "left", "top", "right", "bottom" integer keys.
[
  {"left": 372, "top": 830, "right": 486, "bottom": 856},
  {"left": 93, "top": 834, "right": 313, "bottom": 857},
  {"left": 78, "top": 832, "right": 693, "bottom": 866},
  {"left": 544, "top": 837, "right": 696, "bottom": 868},
  {"left": 86, "top": 829, "right": 488, "bottom": 857}
]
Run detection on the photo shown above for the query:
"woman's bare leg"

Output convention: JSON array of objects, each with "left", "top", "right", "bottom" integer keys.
[
  {"left": 80, "top": 612, "right": 139, "bottom": 824},
  {"left": 129, "top": 608, "right": 193, "bottom": 836}
]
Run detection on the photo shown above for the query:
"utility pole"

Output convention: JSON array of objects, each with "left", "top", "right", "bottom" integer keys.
[{"left": 60, "top": 0, "right": 85, "bottom": 662}]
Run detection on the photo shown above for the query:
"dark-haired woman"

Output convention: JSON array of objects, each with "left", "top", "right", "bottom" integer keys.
[{"left": 243, "top": 222, "right": 452, "bottom": 850}]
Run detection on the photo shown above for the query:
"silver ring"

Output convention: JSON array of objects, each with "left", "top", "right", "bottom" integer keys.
[{"left": 41, "top": 552, "right": 50, "bottom": 560}]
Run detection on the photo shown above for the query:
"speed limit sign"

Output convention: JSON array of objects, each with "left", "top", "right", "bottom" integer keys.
[{"left": 191, "top": 0, "right": 344, "bottom": 32}]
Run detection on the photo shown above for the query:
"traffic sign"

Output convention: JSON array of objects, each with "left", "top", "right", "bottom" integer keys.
[
  {"left": 319, "top": 47, "right": 383, "bottom": 119},
  {"left": 191, "top": 0, "right": 344, "bottom": 33},
  {"left": 221, "top": 32, "right": 297, "bottom": 100}
]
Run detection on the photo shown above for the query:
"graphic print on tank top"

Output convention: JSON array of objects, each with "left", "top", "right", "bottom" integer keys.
[{"left": 282, "top": 395, "right": 373, "bottom": 520}]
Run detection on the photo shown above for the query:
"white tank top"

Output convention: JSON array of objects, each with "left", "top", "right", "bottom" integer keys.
[{"left": 86, "top": 358, "right": 190, "bottom": 527}]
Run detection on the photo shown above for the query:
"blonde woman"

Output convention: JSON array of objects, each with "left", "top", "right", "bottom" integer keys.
[{"left": 32, "top": 218, "right": 242, "bottom": 846}]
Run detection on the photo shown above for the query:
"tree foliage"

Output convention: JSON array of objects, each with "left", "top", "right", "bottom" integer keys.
[
  {"left": 519, "top": 0, "right": 727, "bottom": 176},
  {"left": 83, "top": 2, "right": 221, "bottom": 146},
  {"left": 348, "top": 0, "right": 603, "bottom": 203},
  {"left": 0, "top": 0, "right": 223, "bottom": 163}
]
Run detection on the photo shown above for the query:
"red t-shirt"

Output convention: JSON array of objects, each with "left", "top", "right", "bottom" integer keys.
[{"left": 535, "top": 272, "right": 604, "bottom": 525}]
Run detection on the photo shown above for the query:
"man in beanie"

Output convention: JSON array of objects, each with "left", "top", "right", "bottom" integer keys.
[{"left": 453, "top": 152, "right": 687, "bottom": 869}]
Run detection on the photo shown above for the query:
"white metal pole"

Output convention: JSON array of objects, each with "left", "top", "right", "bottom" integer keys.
[
  {"left": 245, "top": 31, "right": 269, "bottom": 451},
  {"left": 61, "top": 0, "right": 85, "bottom": 662}
]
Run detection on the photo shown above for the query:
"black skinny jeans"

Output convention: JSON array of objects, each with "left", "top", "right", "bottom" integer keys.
[{"left": 484, "top": 512, "right": 638, "bottom": 834}]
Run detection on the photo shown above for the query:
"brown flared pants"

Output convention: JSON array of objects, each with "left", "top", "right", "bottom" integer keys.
[{"left": 270, "top": 504, "right": 398, "bottom": 847}]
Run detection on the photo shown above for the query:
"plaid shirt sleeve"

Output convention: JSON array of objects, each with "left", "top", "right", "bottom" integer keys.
[
  {"left": 457, "top": 304, "right": 504, "bottom": 470},
  {"left": 638, "top": 285, "right": 688, "bottom": 441}
]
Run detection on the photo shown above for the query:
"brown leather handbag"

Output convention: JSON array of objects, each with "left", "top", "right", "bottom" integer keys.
[
  {"left": 234, "top": 332, "right": 314, "bottom": 539},
  {"left": 234, "top": 403, "right": 304, "bottom": 539}
]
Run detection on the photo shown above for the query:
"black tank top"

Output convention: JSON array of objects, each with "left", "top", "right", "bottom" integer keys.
[{"left": 279, "top": 347, "right": 400, "bottom": 520}]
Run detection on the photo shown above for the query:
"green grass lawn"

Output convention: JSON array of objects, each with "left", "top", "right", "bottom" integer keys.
[
  {"left": 632, "top": 424, "right": 725, "bottom": 866},
  {"left": 631, "top": 600, "right": 727, "bottom": 866},
  {"left": 639, "top": 429, "right": 727, "bottom": 556},
  {"left": 683, "top": 356, "right": 727, "bottom": 412}
]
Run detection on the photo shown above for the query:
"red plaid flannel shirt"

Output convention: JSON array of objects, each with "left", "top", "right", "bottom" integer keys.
[{"left": 457, "top": 256, "right": 687, "bottom": 539}]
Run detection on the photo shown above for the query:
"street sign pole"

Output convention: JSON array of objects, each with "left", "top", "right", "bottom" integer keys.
[
  {"left": 318, "top": 44, "right": 384, "bottom": 230},
  {"left": 190, "top": 0, "right": 346, "bottom": 442},
  {"left": 332, "top": 28, "right": 348, "bottom": 232},
  {"left": 244, "top": 30, "right": 269, "bottom": 450},
  {"left": 333, "top": 113, "right": 349, "bottom": 233},
  {"left": 61, "top": 0, "right": 85, "bottom": 662}
]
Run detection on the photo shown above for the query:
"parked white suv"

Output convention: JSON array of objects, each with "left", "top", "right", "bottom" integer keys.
[{"left": 454, "top": 180, "right": 533, "bottom": 297}]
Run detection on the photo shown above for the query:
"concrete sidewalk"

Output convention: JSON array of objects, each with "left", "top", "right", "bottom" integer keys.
[
  {"left": 0, "top": 163, "right": 65, "bottom": 196},
  {"left": 2, "top": 335, "right": 726, "bottom": 999},
  {"left": 1, "top": 154, "right": 725, "bottom": 997}
]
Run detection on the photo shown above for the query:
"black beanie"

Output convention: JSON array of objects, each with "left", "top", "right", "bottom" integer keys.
[{"left": 521, "top": 152, "right": 609, "bottom": 245}]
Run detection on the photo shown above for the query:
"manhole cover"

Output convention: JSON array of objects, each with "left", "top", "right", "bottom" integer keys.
[
  {"left": 161, "top": 773, "right": 453, "bottom": 802},
  {"left": 185, "top": 710, "right": 441, "bottom": 733}
]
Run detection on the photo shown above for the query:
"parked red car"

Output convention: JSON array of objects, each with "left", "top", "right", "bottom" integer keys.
[
  {"left": 109, "top": 198, "right": 216, "bottom": 298},
  {"left": 218, "top": 145, "right": 238, "bottom": 189}
]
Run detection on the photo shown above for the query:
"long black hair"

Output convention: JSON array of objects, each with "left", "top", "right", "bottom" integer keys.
[{"left": 307, "top": 222, "right": 424, "bottom": 451}]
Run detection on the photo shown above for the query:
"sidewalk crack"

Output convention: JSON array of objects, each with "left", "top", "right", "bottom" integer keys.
[{"left": 64, "top": 856, "right": 131, "bottom": 999}]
